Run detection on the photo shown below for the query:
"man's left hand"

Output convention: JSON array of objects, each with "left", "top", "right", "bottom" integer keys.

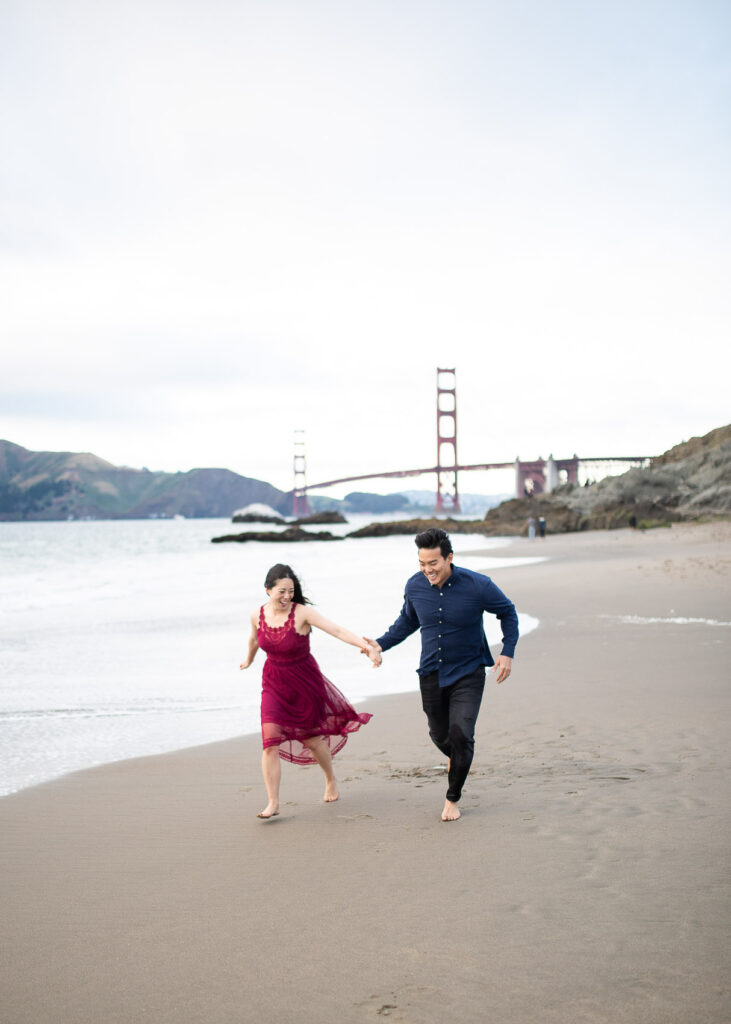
[{"left": 492, "top": 655, "right": 513, "bottom": 684}]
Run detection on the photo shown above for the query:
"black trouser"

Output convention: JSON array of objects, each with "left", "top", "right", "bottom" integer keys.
[{"left": 419, "top": 667, "right": 485, "bottom": 803}]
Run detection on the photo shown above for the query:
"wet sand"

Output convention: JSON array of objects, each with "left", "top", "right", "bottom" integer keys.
[{"left": 1, "top": 521, "right": 729, "bottom": 1023}]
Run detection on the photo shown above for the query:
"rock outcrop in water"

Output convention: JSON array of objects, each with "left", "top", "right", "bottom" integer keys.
[
  {"left": 232, "top": 503, "right": 286, "bottom": 524},
  {"left": 293, "top": 510, "right": 348, "bottom": 525},
  {"left": 211, "top": 527, "right": 343, "bottom": 543},
  {"left": 232, "top": 512, "right": 287, "bottom": 524},
  {"left": 346, "top": 517, "right": 492, "bottom": 538},
  {"left": 213, "top": 516, "right": 495, "bottom": 543}
]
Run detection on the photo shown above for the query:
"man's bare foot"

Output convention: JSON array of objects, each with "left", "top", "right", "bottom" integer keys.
[
  {"left": 257, "top": 801, "right": 279, "bottom": 819},
  {"left": 441, "top": 799, "right": 461, "bottom": 821},
  {"left": 324, "top": 779, "right": 339, "bottom": 803}
]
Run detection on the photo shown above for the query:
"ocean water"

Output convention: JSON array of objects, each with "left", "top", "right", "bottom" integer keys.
[{"left": 0, "top": 516, "right": 540, "bottom": 796}]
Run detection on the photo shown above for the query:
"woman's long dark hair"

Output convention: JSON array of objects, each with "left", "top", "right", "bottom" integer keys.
[{"left": 264, "top": 564, "right": 311, "bottom": 605}]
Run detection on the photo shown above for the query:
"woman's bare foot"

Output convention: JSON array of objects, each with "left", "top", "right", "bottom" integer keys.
[
  {"left": 324, "top": 778, "right": 339, "bottom": 803},
  {"left": 257, "top": 801, "right": 280, "bottom": 819},
  {"left": 441, "top": 799, "right": 461, "bottom": 821}
]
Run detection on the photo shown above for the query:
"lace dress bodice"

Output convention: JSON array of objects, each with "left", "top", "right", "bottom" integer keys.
[{"left": 257, "top": 604, "right": 310, "bottom": 663}]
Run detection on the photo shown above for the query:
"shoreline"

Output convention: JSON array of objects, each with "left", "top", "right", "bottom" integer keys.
[
  {"left": 1, "top": 520, "right": 726, "bottom": 803},
  {"left": 0, "top": 530, "right": 538, "bottom": 800},
  {"left": 0, "top": 687, "right": 421, "bottom": 802},
  {"left": 1, "top": 520, "right": 729, "bottom": 1023}
]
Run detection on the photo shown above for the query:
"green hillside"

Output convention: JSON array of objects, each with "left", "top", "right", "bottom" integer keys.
[{"left": 0, "top": 441, "right": 289, "bottom": 520}]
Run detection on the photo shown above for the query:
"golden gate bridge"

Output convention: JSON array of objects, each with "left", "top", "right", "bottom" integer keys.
[{"left": 291, "top": 368, "right": 650, "bottom": 516}]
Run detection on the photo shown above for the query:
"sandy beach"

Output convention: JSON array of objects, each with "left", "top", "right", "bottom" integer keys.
[{"left": 1, "top": 521, "right": 729, "bottom": 1024}]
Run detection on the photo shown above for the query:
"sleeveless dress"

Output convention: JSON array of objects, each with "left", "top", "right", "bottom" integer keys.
[{"left": 257, "top": 603, "right": 373, "bottom": 765}]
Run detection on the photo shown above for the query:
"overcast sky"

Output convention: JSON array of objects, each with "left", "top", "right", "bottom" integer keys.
[{"left": 2, "top": 0, "right": 729, "bottom": 497}]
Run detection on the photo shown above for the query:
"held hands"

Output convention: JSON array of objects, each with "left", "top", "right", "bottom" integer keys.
[
  {"left": 492, "top": 654, "right": 513, "bottom": 684},
  {"left": 360, "top": 639, "right": 382, "bottom": 668}
]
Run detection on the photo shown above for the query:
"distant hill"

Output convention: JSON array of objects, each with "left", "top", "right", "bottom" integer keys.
[
  {"left": 481, "top": 424, "right": 731, "bottom": 535},
  {"left": 0, "top": 441, "right": 289, "bottom": 521}
]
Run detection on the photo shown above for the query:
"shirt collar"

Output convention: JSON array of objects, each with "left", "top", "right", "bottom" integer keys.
[{"left": 426, "top": 564, "right": 460, "bottom": 590}]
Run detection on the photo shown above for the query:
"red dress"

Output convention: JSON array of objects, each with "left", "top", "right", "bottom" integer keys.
[{"left": 258, "top": 603, "right": 373, "bottom": 765}]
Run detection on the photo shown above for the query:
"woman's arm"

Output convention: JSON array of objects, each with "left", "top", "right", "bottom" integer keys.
[
  {"left": 298, "top": 606, "right": 381, "bottom": 666},
  {"left": 239, "top": 612, "right": 260, "bottom": 670}
]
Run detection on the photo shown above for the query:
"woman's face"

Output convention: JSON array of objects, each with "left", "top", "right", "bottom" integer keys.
[{"left": 267, "top": 577, "right": 295, "bottom": 611}]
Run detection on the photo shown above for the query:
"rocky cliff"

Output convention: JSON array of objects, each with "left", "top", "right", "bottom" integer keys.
[
  {"left": 481, "top": 424, "right": 731, "bottom": 535},
  {"left": 0, "top": 441, "right": 289, "bottom": 520}
]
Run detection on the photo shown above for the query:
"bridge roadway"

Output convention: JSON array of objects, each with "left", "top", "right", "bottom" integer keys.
[{"left": 303, "top": 456, "right": 650, "bottom": 494}]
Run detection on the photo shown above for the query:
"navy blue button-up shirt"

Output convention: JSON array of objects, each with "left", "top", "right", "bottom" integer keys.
[{"left": 376, "top": 564, "right": 519, "bottom": 687}]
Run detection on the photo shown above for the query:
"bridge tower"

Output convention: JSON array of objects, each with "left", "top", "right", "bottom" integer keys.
[
  {"left": 435, "top": 367, "right": 460, "bottom": 513},
  {"left": 292, "top": 430, "right": 309, "bottom": 517}
]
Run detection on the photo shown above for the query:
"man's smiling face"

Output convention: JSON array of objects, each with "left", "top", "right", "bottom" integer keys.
[{"left": 418, "top": 546, "right": 453, "bottom": 588}]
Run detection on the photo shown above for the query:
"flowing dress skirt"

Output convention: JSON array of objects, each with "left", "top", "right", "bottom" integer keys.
[{"left": 261, "top": 652, "right": 372, "bottom": 764}]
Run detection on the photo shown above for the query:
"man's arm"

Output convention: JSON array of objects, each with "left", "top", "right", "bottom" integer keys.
[{"left": 479, "top": 576, "right": 519, "bottom": 658}]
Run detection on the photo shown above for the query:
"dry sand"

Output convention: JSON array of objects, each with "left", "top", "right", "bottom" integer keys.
[{"left": 1, "top": 521, "right": 730, "bottom": 1024}]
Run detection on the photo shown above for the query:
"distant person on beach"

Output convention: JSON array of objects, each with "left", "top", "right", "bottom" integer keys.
[
  {"left": 240, "top": 563, "right": 380, "bottom": 819},
  {"left": 366, "top": 528, "right": 519, "bottom": 822},
  {"left": 538, "top": 516, "right": 546, "bottom": 538},
  {"left": 528, "top": 516, "right": 536, "bottom": 540}
]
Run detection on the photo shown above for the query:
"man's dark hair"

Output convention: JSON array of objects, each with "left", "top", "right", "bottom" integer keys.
[{"left": 414, "top": 527, "right": 453, "bottom": 557}]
